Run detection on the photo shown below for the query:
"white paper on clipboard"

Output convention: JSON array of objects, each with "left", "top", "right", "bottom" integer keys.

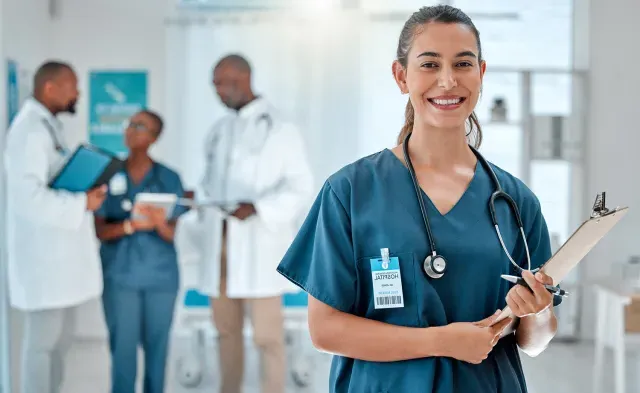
[{"left": 493, "top": 203, "right": 629, "bottom": 336}]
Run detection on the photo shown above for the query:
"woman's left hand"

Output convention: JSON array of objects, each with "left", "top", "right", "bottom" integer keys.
[{"left": 506, "top": 270, "right": 553, "bottom": 318}]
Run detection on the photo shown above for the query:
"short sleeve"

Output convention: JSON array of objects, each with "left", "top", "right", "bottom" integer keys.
[
  {"left": 520, "top": 202, "right": 562, "bottom": 307},
  {"left": 168, "top": 173, "right": 189, "bottom": 221},
  {"left": 276, "top": 181, "right": 356, "bottom": 313}
]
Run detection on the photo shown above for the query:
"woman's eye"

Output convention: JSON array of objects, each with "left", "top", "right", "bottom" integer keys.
[
  {"left": 421, "top": 62, "right": 438, "bottom": 68},
  {"left": 457, "top": 61, "right": 473, "bottom": 67}
]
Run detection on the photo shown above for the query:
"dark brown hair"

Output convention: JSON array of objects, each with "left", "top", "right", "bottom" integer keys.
[{"left": 396, "top": 5, "right": 483, "bottom": 148}]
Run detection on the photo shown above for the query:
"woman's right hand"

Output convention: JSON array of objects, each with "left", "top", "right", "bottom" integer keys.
[
  {"left": 440, "top": 310, "right": 514, "bottom": 364},
  {"left": 131, "top": 219, "right": 155, "bottom": 232}
]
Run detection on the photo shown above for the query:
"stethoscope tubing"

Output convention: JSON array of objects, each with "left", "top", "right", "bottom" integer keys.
[
  {"left": 402, "top": 131, "right": 533, "bottom": 273},
  {"left": 42, "top": 119, "right": 66, "bottom": 154}
]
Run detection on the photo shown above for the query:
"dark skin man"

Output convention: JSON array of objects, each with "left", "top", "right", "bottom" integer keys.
[{"left": 212, "top": 55, "right": 260, "bottom": 221}]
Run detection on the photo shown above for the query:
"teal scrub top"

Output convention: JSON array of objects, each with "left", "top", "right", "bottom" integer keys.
[
  {"left": 96, "top": 162, "right": 188, "bottom": 291},
  {"left": 277, "top": 148, "right": 561, "bottom": 393}
]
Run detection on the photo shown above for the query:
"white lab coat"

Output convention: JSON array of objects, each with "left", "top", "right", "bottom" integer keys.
[
  {"left": 4, "top": 98, "right": 103, "bottom": 311},
  {"left": 197, "top": 97, "right": 314, "bottom": 298}
]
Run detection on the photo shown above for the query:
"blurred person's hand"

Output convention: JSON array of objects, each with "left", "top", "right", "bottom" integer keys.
[
  {"left": 134, "top": 204, "right": 167, "bottom": 228},
  {"left": 130, "top": 219, "right": 156, "bottom": 232},
  {"left": 86, "top": 185, "right": 107, "bottom": 211},
  {"left": 231, "top": 202, "right": 256, "bottom": 221}
]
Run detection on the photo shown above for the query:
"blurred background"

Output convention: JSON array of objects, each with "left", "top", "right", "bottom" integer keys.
[{"left": 1, "top": 0, "right": 639, "bottom": 392}]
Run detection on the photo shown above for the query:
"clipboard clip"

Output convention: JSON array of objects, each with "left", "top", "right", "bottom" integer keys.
[{"left": 591, "top": 192, "right": 621, "bottom": 218}]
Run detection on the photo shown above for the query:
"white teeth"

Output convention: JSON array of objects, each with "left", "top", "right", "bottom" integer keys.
[{"left": 432, "top": 98, "right": 462, "bottom": 105}]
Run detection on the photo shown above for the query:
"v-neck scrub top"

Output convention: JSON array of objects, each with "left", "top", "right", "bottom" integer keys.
[
  {"left": 96, "top": 162, "right": 188, "bottom": 291},
  {"left": 277, "top": 149, "right": 560, "bottom": 393}
]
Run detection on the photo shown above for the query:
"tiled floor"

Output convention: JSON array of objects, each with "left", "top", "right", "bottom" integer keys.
[
  {"left": 4, "top": 333, "right": 639, "bottom": 393},
  {"left": 50, "top": 337, "right": 638, "bottom": 393}
]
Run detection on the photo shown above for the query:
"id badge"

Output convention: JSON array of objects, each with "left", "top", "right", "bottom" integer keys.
[
  {"left": 109, "top": 172, "right": 128, "bottom": 196},
  {"left": 370, "top": 250, "right": 404, "bottom": 309}
]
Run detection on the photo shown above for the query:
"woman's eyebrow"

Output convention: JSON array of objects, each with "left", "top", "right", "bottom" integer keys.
[{"left": 416, "top": 51, "right": 477, "bottom": 58}]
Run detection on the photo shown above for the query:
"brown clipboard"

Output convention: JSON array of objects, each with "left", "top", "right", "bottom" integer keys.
[{"left": 493, "top": 193, "right": 629, "bottom": 336}]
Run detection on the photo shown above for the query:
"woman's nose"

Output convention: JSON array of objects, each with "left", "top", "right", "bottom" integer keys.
[{"left": 437, "top": 68, "right": 458, "bottom": 90}]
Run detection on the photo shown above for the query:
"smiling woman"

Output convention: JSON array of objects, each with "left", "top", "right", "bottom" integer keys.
[
  {"left": 394, "top": 7, "right": 485, "bottom": 147},
  {"left": 276, "top": 4, "right": 560, "bottom": 393}
]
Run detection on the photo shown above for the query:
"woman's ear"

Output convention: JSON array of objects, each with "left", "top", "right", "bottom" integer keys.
[{"left": 392, "top": 61, "right": 409, "bottom": 95}]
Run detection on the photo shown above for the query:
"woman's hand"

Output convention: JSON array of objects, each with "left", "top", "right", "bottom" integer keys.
[
  {"left": 134, "top": 204, "right": 167, "bottom": 228},
  {"left": 506, "top": 270, "right": 554, "bottom": 318},
  {"left": 130, "top": 218, "right": 155, "bottom": 232},
  {"left": 440, "top": 310, "right": 514, "bottom": 364}
]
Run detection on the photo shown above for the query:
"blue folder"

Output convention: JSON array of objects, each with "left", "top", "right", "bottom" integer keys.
[{"left": 48, "top": 144, "right": 125, "bottom": 192}]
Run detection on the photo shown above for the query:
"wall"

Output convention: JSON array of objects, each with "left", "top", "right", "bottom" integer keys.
[
  {"left": 49, "top": 0, "right": 172, "bottom": 339},
  {"left": 578, "top": 0, "right": 640, "bottom": 339},
  {"left": 2, "top": 0, "right": 52, "bottom": 68}
]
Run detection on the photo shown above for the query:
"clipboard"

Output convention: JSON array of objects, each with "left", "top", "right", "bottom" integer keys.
[
  {"left": 48, "top": 143, "right": 124, "bottom": 192},
  {"left": 494, "top": 192, "right": 629, "bottom": 335}
]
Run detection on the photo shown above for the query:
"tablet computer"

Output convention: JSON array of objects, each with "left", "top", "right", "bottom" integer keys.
[
  {"left": 132, "top": 192, "right": 178, "bottom": 220},
  {"left": 48, "top": 144, "right": 125, "bottom": 192}
]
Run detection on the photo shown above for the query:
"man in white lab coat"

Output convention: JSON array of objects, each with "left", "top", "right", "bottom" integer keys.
[
  {"left": 4, "top": 61, "right": 107, "bottom": 393},
  {"left": 198, "top": 54, "right": 314, "bottom": 393}
]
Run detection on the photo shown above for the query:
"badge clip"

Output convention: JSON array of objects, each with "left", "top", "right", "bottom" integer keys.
[{"left": 380, "top": 248, "right": 390, "bottom": 270}]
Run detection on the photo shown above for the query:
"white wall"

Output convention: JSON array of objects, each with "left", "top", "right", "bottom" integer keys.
[
  {"left": 2, "top": 0, "right": 52, "bottom": 69},
  {"left": 578, "top": 0, "right": 640, "bottom": 339},
  {"left": 49, "top": 0, "right": 171, "bottom": 339}
]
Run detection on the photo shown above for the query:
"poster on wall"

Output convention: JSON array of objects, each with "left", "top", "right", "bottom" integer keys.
[
  {"left": 6, "top": 59, "right": 19, "bottom": 128},
  {"left": 88, "top": 70, "right": 147, "bottom": 156}
]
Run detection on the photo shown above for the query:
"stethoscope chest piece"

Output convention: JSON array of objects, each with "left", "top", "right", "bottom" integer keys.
[
  {"left": 424, "top": 254, "right": 447, "bottom": 279},
  {"left": 121, "top": 199, "right": 133, "bottom": 211}
]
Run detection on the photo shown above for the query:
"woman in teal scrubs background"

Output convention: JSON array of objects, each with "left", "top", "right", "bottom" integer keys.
[
  {"left": 94, "top": 110, "right": 188, "bottom": 393},
  {"left": 277, "top": 5, "right": 560, "bottom": 393}
]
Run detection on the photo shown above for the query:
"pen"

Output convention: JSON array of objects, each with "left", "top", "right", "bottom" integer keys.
[{"left": 500, "top": 274, "right": 569, "bottom": 298}]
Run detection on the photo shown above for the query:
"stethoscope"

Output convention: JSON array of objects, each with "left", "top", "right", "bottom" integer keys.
[
  {"left": 206, "top": 112, "right": 272, "bottom": 160},
  {"left": 204, "top": 112, "right": 273, "bottom": 203},
  {"left": 402, "top": 131, "right": 534, "bottom": 279},
  {"left": 42, "top": 119, "right": 67, "bottom": 155}
]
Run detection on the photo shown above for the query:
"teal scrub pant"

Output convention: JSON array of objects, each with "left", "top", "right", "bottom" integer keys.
[{"left": 102, "top": 285, "right": 177, "bottom": 393}]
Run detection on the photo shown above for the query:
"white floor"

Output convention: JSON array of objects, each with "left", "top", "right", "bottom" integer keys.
[{"left": 13, "top": 336, "right": 630, "bottom": 393}]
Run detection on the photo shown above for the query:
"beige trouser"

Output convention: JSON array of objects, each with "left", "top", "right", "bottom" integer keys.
[
  {"left": 21, "top": 306, "right": 77, "bottom": 393},
  {"left": 210, "top": 221, "right": 286, "bottom": 393}
]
